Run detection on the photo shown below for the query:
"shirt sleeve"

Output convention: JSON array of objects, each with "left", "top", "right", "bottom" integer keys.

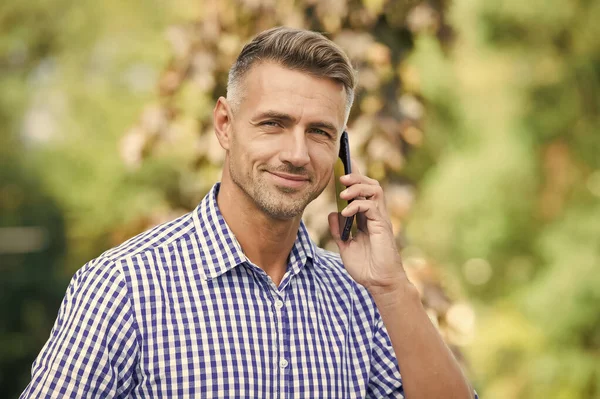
[
  {"left": 366, "top": 311, "right": 405, "bottom": 398},
  {"left": 19, "top": 259, "right": 139, "bottom": 399},
  {"left": 366, "top": 311, "right": 480, "bottom": 399}
]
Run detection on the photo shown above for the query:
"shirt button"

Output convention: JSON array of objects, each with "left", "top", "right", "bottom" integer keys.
[
  {"left": 274, "top": 300, "right": 284, "bottom": 309},
  {"left": 280, "top": 358, "right": 288, "bottom": 368}
]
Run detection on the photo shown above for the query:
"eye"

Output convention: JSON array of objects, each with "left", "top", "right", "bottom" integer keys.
[
  {"left": 260, "top": 120, "right": 282, "bottom": 128},
  {"left": 309, "top": 128, "right": 330, "bottom": 137}
]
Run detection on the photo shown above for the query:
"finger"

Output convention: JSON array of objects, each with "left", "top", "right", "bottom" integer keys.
[
  {"left": 339, "top": 182, "right": 388, "bottom": 221},
  {"left": 340, "top": 172, "right": 379, "bottom": 187},
  {"left": 342, "top": 200, "right": 393, "bottom": 237},
  {"left": 341, "top": 199, "right": 383, "bottom": 221},
  {"left": 340, "top": 183, "right": 384, "bottom": 201}
]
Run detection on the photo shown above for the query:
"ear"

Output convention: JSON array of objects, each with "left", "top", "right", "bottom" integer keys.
[{"left": 213, "top": 97, "right": 233, "bottom": 150}]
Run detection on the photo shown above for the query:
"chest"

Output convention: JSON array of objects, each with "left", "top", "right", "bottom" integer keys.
[{"left": 130, "top": 267, "right": 374, "bottom": 398}]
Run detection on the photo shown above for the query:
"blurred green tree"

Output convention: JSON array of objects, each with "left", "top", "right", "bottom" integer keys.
[
  {"left": 406, "top": 0, "right": 600, "bottom": 397},
  {"left": 0, "top": 153, "right": 67, "bottom": 395}
]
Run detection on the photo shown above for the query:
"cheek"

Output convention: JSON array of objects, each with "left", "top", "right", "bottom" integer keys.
[
  {"left": 309, "top": 145, "right": 337, "bottom": 179},
  {"left": 233, "top": 136, "right": 280, "bottom": 174},
  {"left": 231, "top": 130, "right": 267, "bottom": 159},
  {"left": 249, "top": 141, "right": 278, "bottom": 163},
  {"left": 250, "top": 136, "right": 288, "bottom": 162}
]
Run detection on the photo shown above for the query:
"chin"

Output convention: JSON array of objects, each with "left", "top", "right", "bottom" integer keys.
[
  {"left": 273, "top": 185, "right": 304, "bottom": 195},
  {"left": 259, "top": 204, "right": 304, "bottom": 220},
  {"left": 257, "top": 193, "right": 310, "bottom": 220}
]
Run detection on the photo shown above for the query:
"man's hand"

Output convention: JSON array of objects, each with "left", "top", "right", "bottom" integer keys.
[{"left": 327, "top": 161, "right": 408, "bottom": 293}]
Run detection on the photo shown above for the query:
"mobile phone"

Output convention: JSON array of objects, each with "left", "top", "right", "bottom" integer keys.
[{"left": 334, "top": 131, "right": 355, "bottom": 241}]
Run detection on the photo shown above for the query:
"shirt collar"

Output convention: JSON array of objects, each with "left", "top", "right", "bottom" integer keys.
[{"left": 192, "top": 182, "right": 317, "bottom": 280}]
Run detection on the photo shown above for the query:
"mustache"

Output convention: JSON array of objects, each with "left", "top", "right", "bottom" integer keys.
[{"left": 264, "top": 165, "right": 312, "bottom": 179}]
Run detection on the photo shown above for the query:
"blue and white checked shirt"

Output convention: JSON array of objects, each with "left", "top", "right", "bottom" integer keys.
[{"left": 21, "top": 183, "right": 404, "bottom": 398}]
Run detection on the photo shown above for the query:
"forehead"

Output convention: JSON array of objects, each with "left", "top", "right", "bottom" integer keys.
[{"left": 238, "top": 62, "right": 347, "bottom": 128}]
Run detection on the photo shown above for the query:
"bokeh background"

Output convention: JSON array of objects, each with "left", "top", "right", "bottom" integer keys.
[{"left": 2, "top": 0, "right": 599, "bottom": 397}]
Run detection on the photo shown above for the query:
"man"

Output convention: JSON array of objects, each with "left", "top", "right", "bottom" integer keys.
[{"left": 21, "top": 27, "right": 476, "bottom": 398}]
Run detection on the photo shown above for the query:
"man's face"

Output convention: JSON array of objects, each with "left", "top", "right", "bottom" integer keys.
[{"left": 226, "top": 62, "right": 347, "bottom": 220}]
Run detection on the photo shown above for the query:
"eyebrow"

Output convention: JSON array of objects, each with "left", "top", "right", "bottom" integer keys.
[
  {"left": 251, "top": 111, "right": 339, "bottom": 137},
  {"left": 251, "top": 111, "right": 297, "bottom": 124}
]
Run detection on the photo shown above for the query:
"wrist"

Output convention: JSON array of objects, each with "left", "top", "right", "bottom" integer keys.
[{"left": 367, "top": 273, "right": 420, "bottom": 307}]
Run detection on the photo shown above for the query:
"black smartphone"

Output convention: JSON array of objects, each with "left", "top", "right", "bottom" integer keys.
[{"left": 334, "top": 131, "right": 355, "bottom": 241}]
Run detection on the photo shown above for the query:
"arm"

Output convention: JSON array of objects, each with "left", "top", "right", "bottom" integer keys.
[
  {"left": 370, "top": 277, "right": 474, "bottom": 398},
  {"left": 20, "top": 259, "right": 139, "bottom": 399},
  {"left": 328, "top": 171, "right": 475, "bottom": 399}
]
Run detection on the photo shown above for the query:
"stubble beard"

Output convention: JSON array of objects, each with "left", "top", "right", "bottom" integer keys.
[{"left": 228, "top": 157, "right": 324, "bottom": 220}]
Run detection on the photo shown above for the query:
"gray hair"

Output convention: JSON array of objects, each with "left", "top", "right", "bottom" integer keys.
[{"left": 227, "top": 27, "right": 356, "bottom": 118}]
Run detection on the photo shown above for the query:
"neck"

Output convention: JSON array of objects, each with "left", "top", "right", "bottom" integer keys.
[{"left": 216, "top": 178, "right": 302, "bottom": 286}]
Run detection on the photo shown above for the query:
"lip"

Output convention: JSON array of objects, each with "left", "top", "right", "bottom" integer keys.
[{"left": 268, "top": 171, "right": 310, "bottom": 188}]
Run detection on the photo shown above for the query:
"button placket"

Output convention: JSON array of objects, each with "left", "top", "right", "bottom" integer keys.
[{"left": 272, "top": 291, "right": 290, "bottom": 398}]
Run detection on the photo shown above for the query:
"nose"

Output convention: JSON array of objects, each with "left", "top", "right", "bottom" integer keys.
[{"left": 278, "top": 129, "right": 310, "bottom": 167}]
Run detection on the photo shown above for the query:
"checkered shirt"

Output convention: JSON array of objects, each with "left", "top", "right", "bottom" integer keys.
[{"left": 20, "top": 183, "right": 404, "bottom": 398}]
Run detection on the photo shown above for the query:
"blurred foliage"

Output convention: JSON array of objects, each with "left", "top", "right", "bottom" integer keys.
[
  {"left": 1, "top": 0, "right": 599, "bottom": 398},
  {"left": 405, "top": 0, "right": 600, "bottom": 397}
]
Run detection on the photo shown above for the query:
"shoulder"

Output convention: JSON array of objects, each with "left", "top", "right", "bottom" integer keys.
[
  {"left": 70, "top": 210, "right": 200, "bottom": 292},
  {"left": 99, "top": 210, "right": 197, "bottom": 263}
]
